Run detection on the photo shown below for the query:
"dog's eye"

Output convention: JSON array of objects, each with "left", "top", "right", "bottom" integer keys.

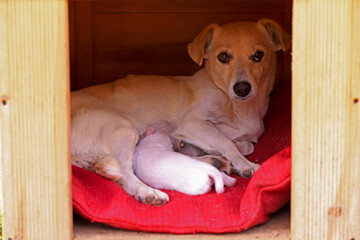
[
  {"left": 217, "top": 52, "right": 231, "bottom": 64},
  {"left": 252, "top": 50, "right": 264, "bottom": 63}
]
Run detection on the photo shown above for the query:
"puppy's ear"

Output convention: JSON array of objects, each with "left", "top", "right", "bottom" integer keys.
[
  {"left": 145, "top": 126, "right": 155, "bottom": 136},
  {"left": 187, "top": 23, "right": 219, "bottom": 66},
  {"left": 257, "top": 19, "right": 291, "bottom": 52}
]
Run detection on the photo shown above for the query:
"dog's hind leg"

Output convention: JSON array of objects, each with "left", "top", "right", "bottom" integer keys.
[
  {"left": 95, "top": 124, "right": 169, "bottom": 206},
  {"left": 91, "top": 154, "right": 169, "bottom": 205},
  {"left": 71, "top": 99, "right": 169, "bottom": 205}
]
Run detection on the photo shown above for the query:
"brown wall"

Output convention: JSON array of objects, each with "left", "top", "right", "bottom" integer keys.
[{"left": 69, "top": 0, "right": 292, "bottom": 91}]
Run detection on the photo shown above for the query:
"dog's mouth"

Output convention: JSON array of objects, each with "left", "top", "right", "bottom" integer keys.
[{"left": 233, "top": 81, "right": 253, "bottom": 100}]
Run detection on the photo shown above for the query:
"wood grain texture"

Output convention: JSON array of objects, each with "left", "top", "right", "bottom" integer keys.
[
  {"left": 91, "top": 11, "right": 283, "bottom": 84},
  {"left": 0, "top": 1, "right": 72, "bottom": 240},
  {"left": 92, "top": 0, "right": 284, "bottom": 13},
  {"left": 73, "top": 207, "right": 290, "bottom": 240},
  {"left": 292, "top": 0, "right": 360, "bottom": 239}
]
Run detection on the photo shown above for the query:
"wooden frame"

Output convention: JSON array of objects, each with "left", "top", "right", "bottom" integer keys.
[
  {"left": 0, "top": 0, "right": 359, "bottom": 239},
  {"left": 0, "top": 1, "right": 72, "bottom": 239},
  {"left": 292, "top": 0, "right": 360, "bottom": 239}
]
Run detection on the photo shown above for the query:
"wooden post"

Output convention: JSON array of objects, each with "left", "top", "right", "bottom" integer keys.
[
  {"left": 292, "top": 0, "right": 360, "bottom": 239},
  {"left": 0, "top": 1, "right": 72, "bottom": 240}
]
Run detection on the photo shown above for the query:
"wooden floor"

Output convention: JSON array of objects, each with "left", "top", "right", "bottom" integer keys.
[{"left": 73, "top": 204, "right": 290, "bottom": 240}]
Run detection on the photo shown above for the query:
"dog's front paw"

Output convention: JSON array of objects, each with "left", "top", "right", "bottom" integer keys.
[
  {"left": 135, "top": 186, "right": 169, "bottom": 206},
  {"left": 233, "top": 162, "right": 260, "bottom": 178}
]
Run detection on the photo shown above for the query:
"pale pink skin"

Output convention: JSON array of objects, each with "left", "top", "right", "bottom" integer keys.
[{"left": 133, "top": 126, "right": 236, "bottom": 196}]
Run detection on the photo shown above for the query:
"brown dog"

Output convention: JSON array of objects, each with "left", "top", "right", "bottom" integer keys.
[{"left": 71, "top": 19, "right": 291, "bottom": 205}]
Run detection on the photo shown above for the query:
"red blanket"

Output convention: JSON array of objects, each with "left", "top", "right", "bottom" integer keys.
[{"left": 72, "top": 81, "right": 291, "bottom": 234}]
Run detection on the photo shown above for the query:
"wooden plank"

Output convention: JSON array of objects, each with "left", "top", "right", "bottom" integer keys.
[
  {"left": 292, "top": 0, "right": 360, "bottom": 239},
  {"left": 0, "top": 1, "right": 72, "bottom": 240},
  {"left": 73, "top": 206, "right": 290, "bottom": 240},
  {"left": 70, "top": 1, "right": 94, "bottom": 90},
  {"left": 0, "top": 0, "right": 10, "bottom": 230},
  {"left": 92, "top": 0, "right": 284, "bottom": 13},
  {"left": 92, "top": 13, "right": 282, "bottom": 43},
  {"left": 69, "top": 1, "right": 290, "bottom": 90},
  {"left": 90, "top": 12, "right": 286, "bottom": 87}
]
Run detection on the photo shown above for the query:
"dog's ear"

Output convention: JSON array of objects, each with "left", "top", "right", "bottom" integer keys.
[
  {"left": 187, "top": 23, "right": 219, "bottom": 66},
  {"left": 257, "top": 19, "right": 291, "bottom": 52}
]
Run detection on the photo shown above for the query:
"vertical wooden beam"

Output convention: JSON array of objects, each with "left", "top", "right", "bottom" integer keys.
[
  {"left": 0, "top": 1, "right": 72, "bottom": 240},
  {"left": 292, "top": 0, "right": 360, "bottom": 239},
  {"left": 0, "top": 0, "right": 6, "bottom": 217}
]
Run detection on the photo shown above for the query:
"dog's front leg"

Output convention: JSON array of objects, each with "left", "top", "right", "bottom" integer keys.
[
  {"left": 170, "top": 136, "right": 233, "bottom": 174},
  {"left": 175, "top": 119, "right": 260, "bottom": 178},
  {"left": 233, "top": 140, "right": 255, "bottom": 156}
]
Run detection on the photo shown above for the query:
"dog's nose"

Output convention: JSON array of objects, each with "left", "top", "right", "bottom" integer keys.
[{"left": 233, "top": 81, "right": 251, "bottom": 98}]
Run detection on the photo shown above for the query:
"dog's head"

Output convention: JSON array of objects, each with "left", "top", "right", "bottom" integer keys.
[{"left": 188, "top": 19, "right": 291, "bottom": 100}]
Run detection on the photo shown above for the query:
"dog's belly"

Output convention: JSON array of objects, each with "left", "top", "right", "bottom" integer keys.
[{"left": 72, "top": 154, "right": 100, "bottom": 170}]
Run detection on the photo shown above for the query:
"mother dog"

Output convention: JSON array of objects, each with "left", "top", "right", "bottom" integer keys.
[{"left": 71, "top": 19, "right": 290, "bottom": 205}]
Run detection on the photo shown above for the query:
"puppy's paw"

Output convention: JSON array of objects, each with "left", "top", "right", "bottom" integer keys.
[
  {"left": 135, "top": 186, "right": 169, "bottom": 206},
  {"left": 234, "top": 141, "right": 254, "bottom": 156}
]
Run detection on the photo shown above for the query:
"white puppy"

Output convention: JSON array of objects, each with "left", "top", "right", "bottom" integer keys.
[{"left": 133, "top": 127, "right": 236, "bottom": 196}]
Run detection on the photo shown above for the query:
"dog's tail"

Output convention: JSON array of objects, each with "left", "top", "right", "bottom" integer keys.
[{"left": 208, "top": 167, "right": 236, "bottom": 194}]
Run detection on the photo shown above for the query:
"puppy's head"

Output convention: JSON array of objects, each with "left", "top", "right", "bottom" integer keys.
[
  {"left": 138, "top": 126, "right": 173, "bottom": 149},
  {"left": 188, "top": 19, "right": 291, "bottom": 100}
]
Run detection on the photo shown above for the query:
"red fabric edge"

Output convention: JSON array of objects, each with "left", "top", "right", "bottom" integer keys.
[{"left": 72, "top": 147, "right": 291, "bottom": 234}]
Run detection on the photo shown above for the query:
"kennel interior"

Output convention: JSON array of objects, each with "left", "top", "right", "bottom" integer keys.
[
  {"left": 69, "top": 0, "right": 292, "bottom": 237},
  {"left": 1, "top": 0, "right": 359, "bottom": 240}
]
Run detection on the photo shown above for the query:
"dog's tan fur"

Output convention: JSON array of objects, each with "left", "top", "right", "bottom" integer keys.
[{"left": 71, "top": 19, "right": 290, "bottom": 205}]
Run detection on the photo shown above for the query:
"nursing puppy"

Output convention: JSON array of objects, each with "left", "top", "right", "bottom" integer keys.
[
  {"left": 71, "top": 19, "right": 291, "bottom": 205},
  {"left": 138, "top": 120, "right": 234, "bottom": 174},
  {"left": 133, "top": 127, "right": 236, "bottom": 200}
]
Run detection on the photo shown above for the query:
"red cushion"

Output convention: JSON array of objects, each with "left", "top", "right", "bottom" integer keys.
[{"left": 72, "top": 81, "right": 291, "bottom": 234}]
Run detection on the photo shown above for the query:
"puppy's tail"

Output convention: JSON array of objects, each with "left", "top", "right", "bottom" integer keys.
[
  {"left": 221, "top": 172, "right": 236, "bottom": 187},
  {"left": 208, "top": 168, "right": 237, "bottom": 194},
  {"left": 205, "top": 168, "right": 226, "bottom": 194}
]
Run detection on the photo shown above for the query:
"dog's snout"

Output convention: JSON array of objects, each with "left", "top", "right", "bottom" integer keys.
[{"left": 233, "top": 82, "right": 251, "bottom": 98}]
